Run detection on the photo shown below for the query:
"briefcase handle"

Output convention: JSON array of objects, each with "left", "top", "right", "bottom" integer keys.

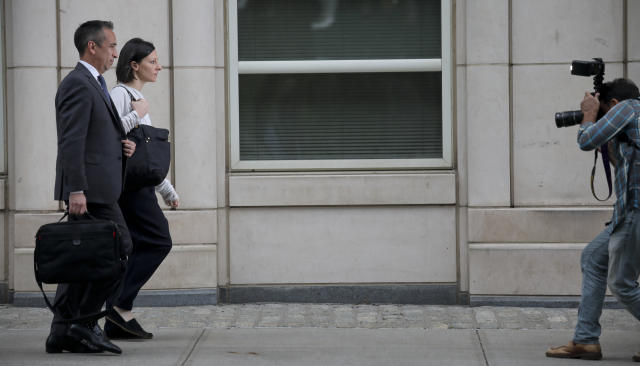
[{"left": 58, "top": 210, "right": 101, "bottom": 222}]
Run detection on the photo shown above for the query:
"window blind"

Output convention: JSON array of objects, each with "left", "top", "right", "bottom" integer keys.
[{"left": 239, "top": 72, "right": 442, "bottom": 160}]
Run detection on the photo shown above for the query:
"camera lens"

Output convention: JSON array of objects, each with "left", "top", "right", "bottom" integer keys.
[{"left": 555, "top": 110, "right": 584, "bottom": 128}]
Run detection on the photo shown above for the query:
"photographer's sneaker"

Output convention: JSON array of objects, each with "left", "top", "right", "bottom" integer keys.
[
  {"left": 546, "top": 341, "right": 602, "bottom": 360},
  {"left": 633, "top": 351, "right": 640, "bottom": 362}
]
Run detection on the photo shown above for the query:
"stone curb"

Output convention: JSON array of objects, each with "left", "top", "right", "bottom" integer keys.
[{"left": 2, "top": 304, "right": 640, "bottom": 332}]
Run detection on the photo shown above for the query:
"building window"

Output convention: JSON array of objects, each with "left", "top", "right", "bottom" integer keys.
[{"left": 229, "top": 0, "right": 452, "bottom": 170}]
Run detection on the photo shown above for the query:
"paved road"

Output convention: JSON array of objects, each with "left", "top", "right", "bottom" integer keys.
[{"left": 1, "top": 304, "right": 639, "bottom": 365}]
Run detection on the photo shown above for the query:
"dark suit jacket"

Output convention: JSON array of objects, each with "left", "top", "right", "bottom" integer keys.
[{"left": 54, "top": 63, "right": 126, "bottom": 204}]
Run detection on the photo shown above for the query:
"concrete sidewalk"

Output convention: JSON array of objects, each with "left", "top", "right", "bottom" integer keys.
[{"left": 1, "top": 304, "right": 639, "bottom": 365}]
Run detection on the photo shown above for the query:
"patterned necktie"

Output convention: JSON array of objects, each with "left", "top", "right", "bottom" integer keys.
[{"left": 97, "top": 74, "right": 110, "bottom": 100}]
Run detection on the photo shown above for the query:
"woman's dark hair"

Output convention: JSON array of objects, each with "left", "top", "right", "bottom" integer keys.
[
  {"left": 116, "top": 38, "right": 156, "bottom": 83},
  {"left": 74, "top": 20, "right": 114, "bottom": 57}
]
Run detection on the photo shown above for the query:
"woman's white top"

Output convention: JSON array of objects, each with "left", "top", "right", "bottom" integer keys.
[
  {"left": 111, "top": 84, "right": 150, "bottom": 133},
  {"left": 110, "top": 84, "right": 179, "bottom": 204}
]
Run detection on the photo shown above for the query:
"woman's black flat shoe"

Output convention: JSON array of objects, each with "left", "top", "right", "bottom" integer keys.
[{"left": 105, "top": 309, "right": 153, "bottom": 339}]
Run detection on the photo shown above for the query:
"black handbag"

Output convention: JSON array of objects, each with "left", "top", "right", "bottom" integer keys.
[
  {"left": 34, "top": 213, "right": 127, "bottom": 322},
  {"left": 125, "top": 124, "right": 170, "bottom": 191},
  {"left": 118, "top": 86, "right": 170, "bottom": 192}
]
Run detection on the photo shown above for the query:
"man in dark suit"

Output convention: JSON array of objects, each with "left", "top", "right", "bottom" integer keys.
[{"left": 47, "top": 20, "right": 135, "bottom": 355}]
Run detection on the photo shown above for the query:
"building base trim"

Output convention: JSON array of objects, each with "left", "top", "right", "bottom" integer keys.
[
  {"left": 470, "top": 295, "right": 622, "bottom": 309},
  {"left": 11, "top": 288, "right": 217, "bottom": 307},
  {"left": 219, "top": 284, "right": 459, "bottom": 304}
]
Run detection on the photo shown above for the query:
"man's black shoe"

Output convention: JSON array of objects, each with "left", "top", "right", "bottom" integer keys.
[
  {"left": 68, "top": 324, "right": 122, "bottom": 354},
  {"left": 45, "top": 333, "right": 102, "bottom": 353},
  {"left": 105, "top": 309, "right": 153, "bottom": 339}
]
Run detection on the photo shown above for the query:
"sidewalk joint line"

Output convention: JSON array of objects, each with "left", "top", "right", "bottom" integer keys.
[
  {"left": 475, "top": 329, "right": 490, "bottom": 366},
  {"left": 181, "top": 328, "right": 206, "bottom": 366}
]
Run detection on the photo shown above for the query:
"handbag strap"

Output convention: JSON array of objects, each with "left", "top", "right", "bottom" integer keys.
[
  {"left": 118, "top": 85, "right": 147, "bottom": 139},
  {"left": 117, "top": 84, "right": 137, "bottom": 102}
]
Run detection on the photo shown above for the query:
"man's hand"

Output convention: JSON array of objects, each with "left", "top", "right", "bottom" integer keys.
[
  {"left": 69, "top": 192, "right": 87, "bottom": 215},
  {"left": 580, "top": 91, "right": 600, "bottom": 124},
  {"left": 131, "top": 99, "right": 149, "bottom": 118},
  {"left": 122, "top": 139, "right": 136, "bottom": 157}
]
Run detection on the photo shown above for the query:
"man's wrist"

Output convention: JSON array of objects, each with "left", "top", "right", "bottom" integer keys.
[
  {"left": 582, "top": 111, "right": 598, "bottom": 123},
  {"left": 581, "top": 117, "right": 596, "bottom": 126}
]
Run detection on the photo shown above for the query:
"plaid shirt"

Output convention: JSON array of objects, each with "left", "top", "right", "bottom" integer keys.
[{"left": 577, "top": 98, "right": 640, "bottom": 229}]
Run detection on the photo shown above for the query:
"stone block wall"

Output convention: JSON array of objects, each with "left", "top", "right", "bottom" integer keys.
[
  {"left": 4, "top": 0, "right": 639, "bottom": 305},
  {"left": 459, "top": 0, "right": 637, "bottom": 299},
  {"left": 4, "top": 0, "right": 222, "bottom": 301}
]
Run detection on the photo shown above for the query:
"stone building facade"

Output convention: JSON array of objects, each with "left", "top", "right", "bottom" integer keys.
[{"left": 1, "top": 0, "right": 638, "bottom": 306}]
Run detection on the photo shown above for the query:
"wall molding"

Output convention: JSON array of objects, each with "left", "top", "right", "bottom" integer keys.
[{"left": 219, "top": 284, "right": 460, "bottom": 305}]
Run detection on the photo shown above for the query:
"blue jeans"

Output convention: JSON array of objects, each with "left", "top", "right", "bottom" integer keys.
[{"left": 574, "top": 210, "right": 640, "bottom": 344}]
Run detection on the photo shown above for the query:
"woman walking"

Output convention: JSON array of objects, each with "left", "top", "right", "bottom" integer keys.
[{"left": 106, "top": 38, "right": 179, "bottom": 339}]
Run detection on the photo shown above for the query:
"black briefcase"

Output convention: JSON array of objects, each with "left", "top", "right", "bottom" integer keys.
[
  {"left": 34, "top": 214, "right": 126, "bottom": 284},
  {"left": 34, "top": 213, "right": 127, "bottom": 322}
]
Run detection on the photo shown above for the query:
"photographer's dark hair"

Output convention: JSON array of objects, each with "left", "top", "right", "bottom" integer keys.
[
  {"left": 116, "top": 38, "right": 156, "bottom": 83},
  {"left": 599, "top": 78, "right": 640, "bottom": 103},
  {"left": 74, "top": 20, "right": 114, "bottom": 57}
]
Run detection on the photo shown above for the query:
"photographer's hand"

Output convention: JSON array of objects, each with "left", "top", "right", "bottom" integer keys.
[{"left": 580, "top": 91, "right": 600, "bottom": 125}]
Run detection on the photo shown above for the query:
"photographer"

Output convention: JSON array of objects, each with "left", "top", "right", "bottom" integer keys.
[{"left": 547, "top": 78, "right": 640, "bottom": 362}]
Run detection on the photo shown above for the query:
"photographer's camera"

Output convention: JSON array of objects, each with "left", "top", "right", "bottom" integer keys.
[{"left": 555, "top": 58, "right": 605, "bottom": 128}]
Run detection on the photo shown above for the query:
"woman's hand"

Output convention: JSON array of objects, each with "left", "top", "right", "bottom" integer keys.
[
  {"left": 131, "top": 98, "right": 149, "bottom": 118},
  {"left": 164, "top": 196, "right": 179, "bottom": 208}
]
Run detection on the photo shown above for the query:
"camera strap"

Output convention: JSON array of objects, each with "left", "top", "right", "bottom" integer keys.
[{"left": 591, "top": 148, "right": 613, "bottom": 201}]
